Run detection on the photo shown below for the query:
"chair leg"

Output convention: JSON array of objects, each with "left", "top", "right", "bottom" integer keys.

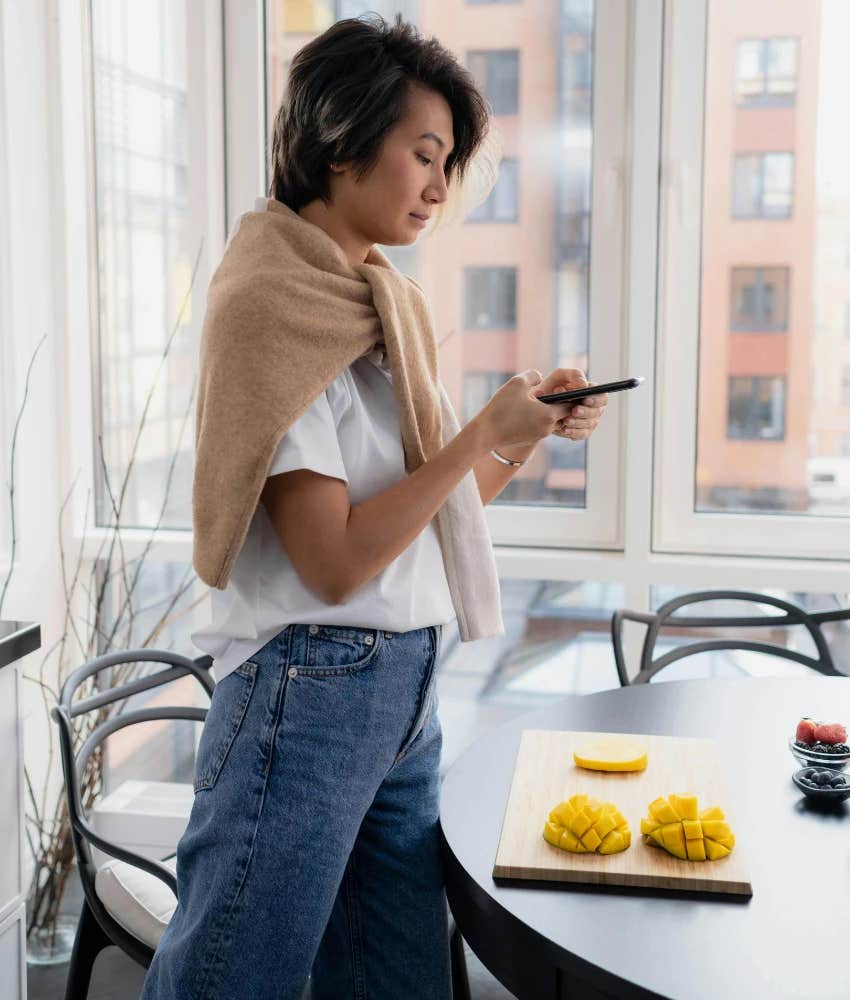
[
  {"left": 63, "top": 897, "right": 112, "bottom": 1000},
  {"left": 450, "top": 921, "right": 472, "bottom": 1000}
]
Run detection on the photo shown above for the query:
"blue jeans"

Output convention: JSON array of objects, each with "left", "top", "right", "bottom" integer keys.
[{"left": 139, "top": 622, "right": 449, "bottom": 1000}]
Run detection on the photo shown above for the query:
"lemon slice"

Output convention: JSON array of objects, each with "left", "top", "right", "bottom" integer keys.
[{"left": 573, "top": 736, "right": 648, "bottom": 772}]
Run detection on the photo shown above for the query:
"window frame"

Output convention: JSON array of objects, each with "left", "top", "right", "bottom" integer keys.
[
  {"left": 654, "top": 0, "right": 850, "bottom": 561},
  {"left": 463, "top": 266, "right": 518, "bottom": 329},
  {"left": 734, "top": 36, "right": 799, "bottom": 108},
  {"left": 466, "top": 156, "right": 519, "bottom": 223},
  {"left": 731, "top": 151, "right": 794, "bottom": 220},
  {"left": 466, "top": 48, "right": 520, "bottom": 116},
  {"left": 726, "top": 375, "right": 786, "bottom": 442},
  {"left": 729, "top": 265, "right": 790, "bottom": 332}
]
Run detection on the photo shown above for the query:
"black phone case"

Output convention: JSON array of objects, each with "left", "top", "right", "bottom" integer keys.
[{"left": 537, "top": 377, "right": 643, "bottom": 405}]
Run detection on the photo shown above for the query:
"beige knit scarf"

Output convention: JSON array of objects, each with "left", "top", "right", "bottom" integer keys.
[{"left": 191, "top": 196, "right": 504, "bottom": 641}]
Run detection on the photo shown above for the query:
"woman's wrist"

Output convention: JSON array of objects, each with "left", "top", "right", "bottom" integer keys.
[{"left": 492, "top": 441, "right": 537, "bottom": 463}]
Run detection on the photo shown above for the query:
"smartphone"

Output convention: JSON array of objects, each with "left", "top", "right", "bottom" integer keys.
[{"left": 537, "top": 376, "right": 645, "bottom": 405}]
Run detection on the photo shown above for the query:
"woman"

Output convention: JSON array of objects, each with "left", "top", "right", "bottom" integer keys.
[{"left": 141, "top": 14, "right": 606, "bottom": 1000}]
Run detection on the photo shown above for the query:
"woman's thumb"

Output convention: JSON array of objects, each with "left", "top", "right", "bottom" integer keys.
[{"left": 522, "top": 368, "right": 543, "bottom": 385}]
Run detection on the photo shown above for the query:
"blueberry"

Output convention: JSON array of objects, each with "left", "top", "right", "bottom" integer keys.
[{"left": 831, "top": 777, "right": 846, "bottom": 788}]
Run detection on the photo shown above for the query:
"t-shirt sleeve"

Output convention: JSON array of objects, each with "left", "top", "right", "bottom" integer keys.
[{"left": 267, "top": 380, "right": 349, "bottom": 484}]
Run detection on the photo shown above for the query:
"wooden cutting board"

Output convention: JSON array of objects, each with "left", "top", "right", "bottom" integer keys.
[{"left": 493, "top": 730, "right": 752, "bottom": 896}]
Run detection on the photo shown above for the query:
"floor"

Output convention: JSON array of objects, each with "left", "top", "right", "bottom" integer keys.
[{"left": 27, "top": 938, "right": 515, "bottom": 999}]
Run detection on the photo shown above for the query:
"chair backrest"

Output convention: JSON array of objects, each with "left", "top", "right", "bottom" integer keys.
[
  {"left": 50, "top": 648, "right": 214, "bottom": 963},
  {"left": 611, "top": 590, "right": 850, "bottom": 686}
]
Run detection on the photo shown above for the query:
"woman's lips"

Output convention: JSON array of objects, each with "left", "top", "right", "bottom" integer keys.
[{"left": 409, "top": 213, "right": 428, "bottom": 227}]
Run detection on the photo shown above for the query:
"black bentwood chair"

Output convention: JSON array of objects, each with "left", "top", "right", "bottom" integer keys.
[
  {"left": 51, "top": 646, "right": 472, "bottom": 1000},
  {"left": 611, "top": 589, "right": 850, "bottom": 687},
  {"left": 50, "top": 648, "right": 215, "bottom": 999}
]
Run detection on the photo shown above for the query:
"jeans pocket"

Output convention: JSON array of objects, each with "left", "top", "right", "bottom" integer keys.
[
  {"left": 299, "top": 624, "right": 382, "bottom": 676},
  {"left": 193, "top": 659, "right": 259, "bottom": 793}
]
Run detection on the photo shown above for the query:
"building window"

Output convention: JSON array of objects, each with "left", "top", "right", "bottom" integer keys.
[
  {"left": 464, "top": 267, "right": 517, "bottom": 329},
  {"left": 735, "top": 38, "right": 798, "bottom": 107},
  {"left": 727, "top": 376, "right": 786, "bottom": 440},
  {"left": 732, "top": 153, "right": 794, "bottom": 219},
  {"left": 462, "top": 371, "right": 513, "bottom": 424},
  {"left": 730, "top": 267, "right": 789, "bottom": 331},
  {"left": 468, "top": 158, "right": 519, "bottom": 222},
  {"left": 467, "top": 50, "right": 519, "bottom": 115}
]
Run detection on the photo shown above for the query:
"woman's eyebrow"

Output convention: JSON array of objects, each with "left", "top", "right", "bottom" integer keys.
[{"left": 418, "top": 131, "right": 452, "bottom": 153}]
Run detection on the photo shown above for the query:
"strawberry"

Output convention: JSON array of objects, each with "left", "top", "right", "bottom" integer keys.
[
  {"left": 795, "top": 718, "right": 817, "bottom": 744},
  {"left": 813, "top": 722, "right": 847, "bottom": 745}
]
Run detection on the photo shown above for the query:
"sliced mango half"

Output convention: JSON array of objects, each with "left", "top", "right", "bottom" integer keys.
[
  {"left": 543, "top": 793, "right": 631, "bottom": 855},
  {"left": 573, "top": 736, "right": 648, "bottom": 773},
  {"left": 641, "top": 794, "right": 735, "bottom": 861}
]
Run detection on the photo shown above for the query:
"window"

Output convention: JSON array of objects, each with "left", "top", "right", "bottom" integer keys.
[
  {"left": 727, "top": 376, "right": 786, "bottom": 441},
  {"left": 735, "top": 37, "right": 798, "bottom": 106},
  {"left": 729, "top": 267, "right": 789, "bottom": 330},
  {"left": 467, "top": 50, "right": 519, "bottom": 114},
  {"left": 732, "top": 153, "right": 794, "bottom": 218},
  {"left": 88, "top": 0, "right": 210, "bottom": 532},
  {"left": 464, "top": 267, "right": 517, "bottom": 329},
  {"left": 467, "top": 158, "right": 519, "bottom": 222},
  {"left": 462, "top": 371, "right": 512, "bottom": 424}
]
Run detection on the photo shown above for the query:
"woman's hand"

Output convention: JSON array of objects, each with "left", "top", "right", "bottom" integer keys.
[{"left": 532, "top": 368, "right": 608, "bottom": 442}]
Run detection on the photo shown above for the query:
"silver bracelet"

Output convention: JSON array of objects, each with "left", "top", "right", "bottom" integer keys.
[{"left": 490, "top": 448, "right": 526, "bottom": 468}]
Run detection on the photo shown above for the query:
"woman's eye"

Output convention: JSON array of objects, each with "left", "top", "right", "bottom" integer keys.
[{"left": 416, "top": 154, "right": 432, "bottom": 166}]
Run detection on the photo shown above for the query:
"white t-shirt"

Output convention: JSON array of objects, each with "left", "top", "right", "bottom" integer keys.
[{"left": 190, "top": 343, "right": 457, "bottom": 683}]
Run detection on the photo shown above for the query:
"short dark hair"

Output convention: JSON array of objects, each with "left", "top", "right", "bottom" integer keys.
[{"left": 268, "top": 14, "right": 490, "bottom": 212}]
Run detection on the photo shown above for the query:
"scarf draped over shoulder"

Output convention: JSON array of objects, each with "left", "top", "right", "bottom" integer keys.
[{"left": 191, "top": 196, "right": 504, "bottom": 641}]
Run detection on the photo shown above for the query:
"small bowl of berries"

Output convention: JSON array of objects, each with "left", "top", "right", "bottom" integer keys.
[
  {"left": 789, "top": 718, "right": 850, "bottom": 771},
  {"left": 793, "top": 767, "right": 850, "bottom": 804}
]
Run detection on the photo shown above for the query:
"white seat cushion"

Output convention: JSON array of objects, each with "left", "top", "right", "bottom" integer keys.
[{"left": 94, "top": 855, "right": 178, "bottom": 949}]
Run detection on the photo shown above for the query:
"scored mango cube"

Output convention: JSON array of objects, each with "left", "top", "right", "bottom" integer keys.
[
  {"left": 669, "top": 794, "right": 698, "bottom": 821},
  {"left": 641, "top": 794, "right": 735, "bottom": 863},
  {"left": 544, "top": 794, "right": 631, "bottom": 856},
  {"left": 682, "top": 819, "right": 703, "bottom": 841}
]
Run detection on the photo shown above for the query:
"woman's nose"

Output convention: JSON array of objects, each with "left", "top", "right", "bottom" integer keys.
[{"left": 425, "top": 177, "right": 448, "bottom": 204}]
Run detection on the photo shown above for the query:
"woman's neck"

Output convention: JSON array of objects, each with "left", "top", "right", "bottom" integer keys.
[{"left": 297, "top": 200, "right": 371, "bottom": 267}]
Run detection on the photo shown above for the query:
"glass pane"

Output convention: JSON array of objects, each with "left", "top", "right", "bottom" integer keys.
[
  {"left": 265, "top": 1, "right": 595, "bottom": 508},
  {"left": 731, "top": 154, "right": 761, "bottom": 216},
  {"left": 762, "top": 152, "right": 793, "bottom": 217},
  {"left": 438, "top": 578, "right": 624, "bottom": 766},
  {"left": 735, "top": 39, "right": 765, "bottom": 104},
  {"left": 698, "top": 1, "right": 850, "bottom": 517},
  {"left": 90, "top": 1, "right": 202, "bottom": 531},
  {"left": 767, "top": 37, "right": 798, "bottom": 96},
  {"left": 468, "top": 157, "right": 518, "bottom": 221}
]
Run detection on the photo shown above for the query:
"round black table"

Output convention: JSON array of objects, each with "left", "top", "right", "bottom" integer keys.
[{"left": 439, "top": 677, "right": 850, "bottom": 1000}]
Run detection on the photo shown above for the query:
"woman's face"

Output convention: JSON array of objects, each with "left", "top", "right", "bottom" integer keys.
[{"left": 330, "top": 84, "right": 453, "bottom": 247}]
